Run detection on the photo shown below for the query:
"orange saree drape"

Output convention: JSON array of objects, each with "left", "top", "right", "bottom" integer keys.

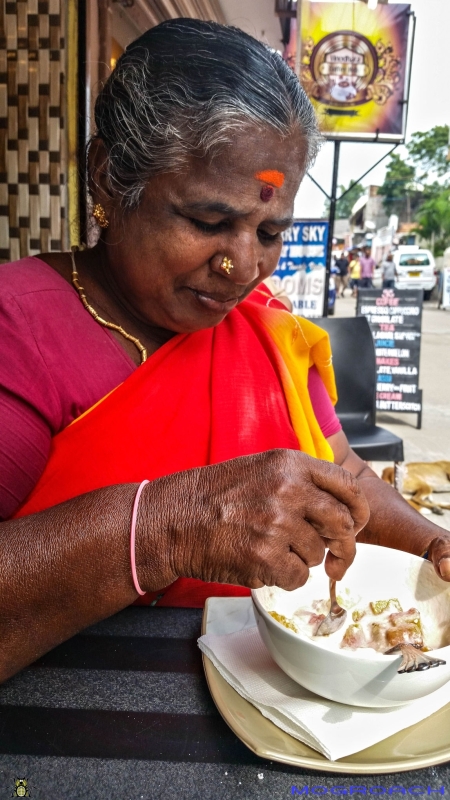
[{"left": 13, "top": 291, "right": 336, "bottom": 607}]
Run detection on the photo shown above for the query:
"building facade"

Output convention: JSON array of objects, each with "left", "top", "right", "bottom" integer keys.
[{"left": 0, "top": 0, "right": 234, "bottom": 262}]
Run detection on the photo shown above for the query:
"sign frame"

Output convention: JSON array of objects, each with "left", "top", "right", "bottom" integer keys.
[
  {"left": 299, "top": 2, "right": 416, "bottom": 144},
  {"left": 440, "top": 267, "right": 450, "bottom": 310},
  {"left": 356, "top": 287, "right": 423, "bottom": 429}
]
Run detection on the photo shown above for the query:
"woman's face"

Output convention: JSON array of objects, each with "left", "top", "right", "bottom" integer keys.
[{"left": 100, "top": 127, "right": 308, "bottom": 334}]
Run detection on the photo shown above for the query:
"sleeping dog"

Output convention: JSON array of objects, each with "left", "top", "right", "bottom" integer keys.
[{"left": 382, "top": 461, "right": 450, "bottom": 515}]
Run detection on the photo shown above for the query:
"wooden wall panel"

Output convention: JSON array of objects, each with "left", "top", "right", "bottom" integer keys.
[{"left": 0, "top": 0, "right": 67, "bottom": 263}]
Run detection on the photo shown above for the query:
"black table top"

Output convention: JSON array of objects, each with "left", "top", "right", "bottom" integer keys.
[{"left": 0, "top": 606, "right": 449, "bottom": 799}]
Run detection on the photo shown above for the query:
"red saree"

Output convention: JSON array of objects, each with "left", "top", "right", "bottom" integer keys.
[{"left": 14, "top": 290, "right": 336, "bottom": 607}]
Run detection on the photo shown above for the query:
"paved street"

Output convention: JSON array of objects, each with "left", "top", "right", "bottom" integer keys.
[{"left": 333, "top": 292, "right": 450, "bottom": 532}]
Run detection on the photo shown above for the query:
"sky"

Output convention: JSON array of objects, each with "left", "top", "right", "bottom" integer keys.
[{"left": 294, "top": 0, "right": 450, "bottom": 219}]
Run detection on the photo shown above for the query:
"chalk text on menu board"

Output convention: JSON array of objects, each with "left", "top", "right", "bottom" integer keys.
[{"left": 357, "top": 288, "right": 422, "bottom": 414}]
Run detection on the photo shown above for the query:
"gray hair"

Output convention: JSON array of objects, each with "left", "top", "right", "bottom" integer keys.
[{"left": 93, "top": 18, "right": 321, "bottom": 210}]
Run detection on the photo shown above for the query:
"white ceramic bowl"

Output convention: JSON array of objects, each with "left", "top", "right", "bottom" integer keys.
[{"left": 251, "top": 543, "right": 450, "bottom": 708}]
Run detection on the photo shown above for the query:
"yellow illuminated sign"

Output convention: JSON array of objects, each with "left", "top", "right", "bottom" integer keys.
[{"left": 300, "top": 2, "right": 411, "bottom": 141}]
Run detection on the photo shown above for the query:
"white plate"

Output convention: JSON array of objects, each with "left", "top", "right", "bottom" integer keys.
[{"left": 202, "top": 597, "right": 450, "bottom": 774}]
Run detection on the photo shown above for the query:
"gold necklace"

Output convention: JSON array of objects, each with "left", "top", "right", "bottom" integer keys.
[{"left": 70, "top": 247, "right": 148, "bottom": 364}]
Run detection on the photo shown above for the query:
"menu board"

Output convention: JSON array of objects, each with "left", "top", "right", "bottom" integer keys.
[{"left": 356, "top": 288, "right": 422, "bottom": 414}]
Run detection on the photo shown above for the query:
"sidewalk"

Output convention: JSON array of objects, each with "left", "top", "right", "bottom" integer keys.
[{"left": 333, "top": 292, "right": 450, "bottom": 532}]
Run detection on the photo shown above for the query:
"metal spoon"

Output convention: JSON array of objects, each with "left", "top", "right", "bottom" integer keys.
[{"left": 315, "top": 578, "right": 347, "bottom": 636}]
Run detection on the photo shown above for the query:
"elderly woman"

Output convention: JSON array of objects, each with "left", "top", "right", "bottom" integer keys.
[{"left": 0, "top": 19, "right": 449, "bottom": 683}]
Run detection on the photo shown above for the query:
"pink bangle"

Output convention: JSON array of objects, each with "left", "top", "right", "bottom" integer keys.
[{"left": 130, "top": 480, "right": 149, "bottom": 596}]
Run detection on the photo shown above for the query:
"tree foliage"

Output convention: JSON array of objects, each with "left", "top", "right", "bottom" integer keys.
[
  {"left": 377, "top": 153, "right": 417, "bottom": 217},
  {"left": 413, "top": 188, "right": 450, "bottom": 257},
  {"left": 377, "top": 127, "right": 450, "bottom": 217},
  {"left": 407, "top": 125, "right": 450, "bottom": 178},
  {"left": 322, "top": 127, "right": 450, "bottom": 253}
]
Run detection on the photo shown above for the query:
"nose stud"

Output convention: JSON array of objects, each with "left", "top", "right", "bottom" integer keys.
[{"left": 220, "top": 257, "right": 234, "bottom": 275}]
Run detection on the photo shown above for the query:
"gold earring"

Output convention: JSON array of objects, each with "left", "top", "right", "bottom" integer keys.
[
  {"left": 220, "top": 256, "right": 234, "bottom": 275},
  {"left": 92, "top": 203, "right": 109, "bottom": 228}
]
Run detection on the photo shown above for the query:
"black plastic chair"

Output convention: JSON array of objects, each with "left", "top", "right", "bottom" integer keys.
[{"left": 313, "top": 317, "right": 404, "bottom": 470}]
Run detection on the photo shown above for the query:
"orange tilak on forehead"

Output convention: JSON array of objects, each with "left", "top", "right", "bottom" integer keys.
[
  {"left": 254, "top": 170, "right": 285, "bottom": 188},
  {"left": 254, "top": 170, "right": 285, "bottom": 202}
]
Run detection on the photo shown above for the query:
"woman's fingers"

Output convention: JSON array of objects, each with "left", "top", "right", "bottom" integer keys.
[
  {"left": 291, "top": 457, "right": 369, "bottom": 579},
  {"left": 305, "top": 499, "right": 355, "bottom": 539},
  {"left": 429, "top": 536, "right": 450, "bottom": 581},
  {"left": 289, "top": 532, "right": 326, "bottom": 569},
  {"left": 308, "top": 459, "right": 370, "bottom": 534},
  {"left": 261, "top": 452, "right": 369, "bottom": 584},
  {"left": 175, "top": 450, "right": 371, "bottom": 591},
  {"left": 309, "top": 460, "right": 370, "bottom": 579},
  {"left": 257, "top": 547, "right": 311, "bottom": 591},
  {"left": 324, "top": 545, "right": 357, "bottom": 581},
  {"left": 439, "top": 558, "right": 450, "bottom": 581}
]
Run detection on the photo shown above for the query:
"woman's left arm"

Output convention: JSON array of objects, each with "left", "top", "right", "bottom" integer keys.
[{"left": 329, "top": 430, "right": 450, "bottom": 581}]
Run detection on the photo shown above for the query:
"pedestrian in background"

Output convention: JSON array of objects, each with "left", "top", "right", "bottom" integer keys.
[
  {"left": 349, "top": 251, "right": 361, "bottom": 297},
  {"left": 359, "top": 246, "right": 376, "bottom": 289},
  {"left": 381, "top": 253, "right": 397, "bottom": 289},
  {"left": 334, "top": 251, "right": 349, "bottom": 297}
]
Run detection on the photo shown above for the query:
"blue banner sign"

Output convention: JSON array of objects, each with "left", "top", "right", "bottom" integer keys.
[{"left": 272, "top": 221, "right": 329, "bottom": 317}]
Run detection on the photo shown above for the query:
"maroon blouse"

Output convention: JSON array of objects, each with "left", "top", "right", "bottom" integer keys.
[{"left": 0, "top": 257, "right": 341, "bottom": 519}]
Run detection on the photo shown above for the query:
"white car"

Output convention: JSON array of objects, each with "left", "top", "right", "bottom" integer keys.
[{"left": 392, "top": 247, "right": 436, "bottom": 300}]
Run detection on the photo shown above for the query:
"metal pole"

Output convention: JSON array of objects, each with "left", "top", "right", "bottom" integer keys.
[
  {"left": 323, "top": 140, "right": 341, "bottom": 317},
  {"left": 67, "top": 0, "right": 79, "bottom": 249},
  {"left": 337, "top": 144, "right": 399, "bottom": 201},
  {"left": 98, "top": 0, "right": 112, "bottom": 87},
  {"left": 403, "top": 12, "right": 416, "bottom": 137},
  {"left": 295, "top": 0, "right": 302, "bottom": 76}
]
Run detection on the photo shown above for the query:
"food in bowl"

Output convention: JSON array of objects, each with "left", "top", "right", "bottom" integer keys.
[
  {"left": 269, "top": 596, "right": 425, "bottom": 652},
  {"left": 342, "top": 602, "right": 424, "bottom": 651},
  {"left": 251, "top": 544, "right": 450, "bottom": 707},
  {"left": 268, "top": 594, "right": 447, "bottom": 674}
]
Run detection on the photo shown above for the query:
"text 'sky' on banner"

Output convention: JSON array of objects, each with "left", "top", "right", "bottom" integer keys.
[{"left": 272, "top": 221, "right": 329, "bottom": 319}]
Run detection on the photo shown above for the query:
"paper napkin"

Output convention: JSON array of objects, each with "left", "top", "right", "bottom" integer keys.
[{"left": 198, "top": 622, "right": 450, "bottom": 761}]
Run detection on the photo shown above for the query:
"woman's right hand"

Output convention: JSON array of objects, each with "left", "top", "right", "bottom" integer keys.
[
  {"left": 0, "top": 451, "right": 368, "bottom": 682},
  {"left": 137, "top": 449, "right": 370, "bottom": 592}
]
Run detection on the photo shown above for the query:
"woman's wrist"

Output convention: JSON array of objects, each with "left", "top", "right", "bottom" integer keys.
[
  {"left": 132, "top": 470, "right": 202, "bottom": 592},
  {"left": 130, "top": 481, "right": 149, "bottom": 595},
  {"left": 356, "top": 474, "right": 447, "bottom": 558}
]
